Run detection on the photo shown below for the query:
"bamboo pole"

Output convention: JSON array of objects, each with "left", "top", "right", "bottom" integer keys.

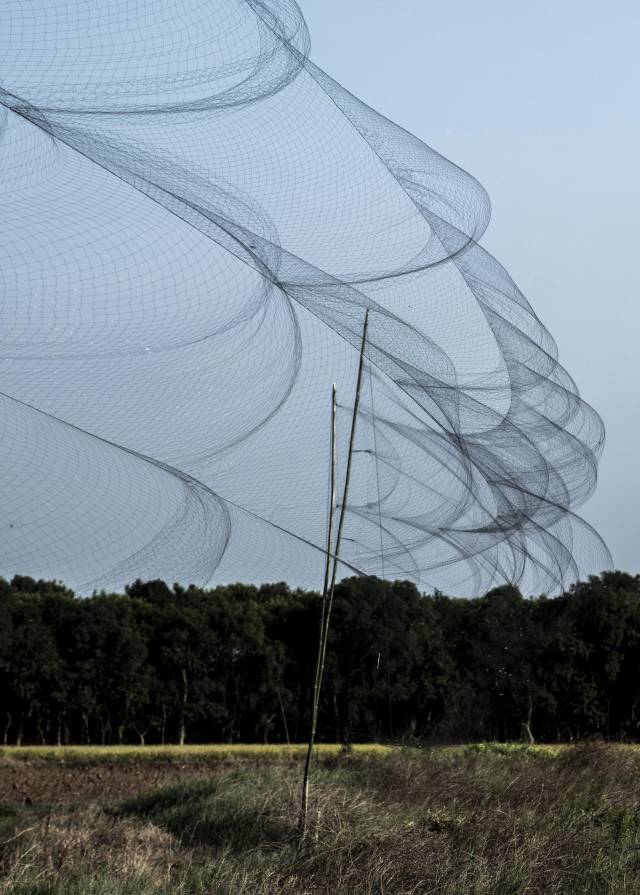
[
  {"left": 299, "top": 310, "right": 369, "bottom": 840},
  {"left": 299, "top": 384, "right": 337, "bottom": 836}
]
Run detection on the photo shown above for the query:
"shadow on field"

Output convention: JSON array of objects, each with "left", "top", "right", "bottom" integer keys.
[{"left": 118, "top": 769, "right": 294, "bottom": 852}]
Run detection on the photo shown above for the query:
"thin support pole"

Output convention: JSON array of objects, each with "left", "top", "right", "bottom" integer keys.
[
  {"left": 300, "top": 383, "right": 337, "bottom": 836},
  {"left": 321, "top": 385, "right": 339, "bottom": 603},
  {"left": 299, "top": 310, "right": 369, "bottom": 840},
  {"left": 368, "top": 363, "right": 393, "bottom": 739}
]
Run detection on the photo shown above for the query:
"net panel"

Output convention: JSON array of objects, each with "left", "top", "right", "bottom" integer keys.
[{"left": 0, "top": 0, "right": 610, "bottom": 594}]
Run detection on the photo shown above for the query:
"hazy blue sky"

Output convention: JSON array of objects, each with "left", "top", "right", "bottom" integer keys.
[{"left": 302, "top": 0, "right": 639, "bottom": 575}]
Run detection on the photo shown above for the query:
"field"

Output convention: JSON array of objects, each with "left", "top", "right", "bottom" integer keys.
[{"left": 2, "top": 742, "right": 640, "bottom": 894}]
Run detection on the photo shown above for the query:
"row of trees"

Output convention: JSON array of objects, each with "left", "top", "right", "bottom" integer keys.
[{"left": 1, "top": 571, "right": 639, "bottom": 746}]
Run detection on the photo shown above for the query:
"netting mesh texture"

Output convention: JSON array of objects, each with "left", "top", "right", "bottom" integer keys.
[{"left": 0, "top": 0, "right": 611, "bottom": 595}]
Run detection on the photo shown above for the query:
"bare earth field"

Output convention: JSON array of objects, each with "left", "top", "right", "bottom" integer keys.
[
  {"left": 1, "top": 758, "right": 219, "bottom": 805},
  {"left": 0, "top": 745, "right": 379, "bottom": 805},
  {"left": 2, "top": 742, "right": 640, "bottom": 894},
  {"left": 0, "top": 745, "right": 384, "bottom": 805}
]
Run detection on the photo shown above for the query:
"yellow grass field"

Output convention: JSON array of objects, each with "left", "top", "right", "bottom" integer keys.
[
  {"left": 0, "top": 742, "right": 395, "bottom": 763},
  {"left": 0, "top": 741, "right": 575, "bottom": 764}
]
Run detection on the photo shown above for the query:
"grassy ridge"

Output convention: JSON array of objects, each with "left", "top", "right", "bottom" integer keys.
[
  {"left": 0, "top": 742, "right": 573, "bottom": 760},
  {"left": 0, "top": 743, "right": 394, "bottom": 764},
  {"left": 0, "top": 741, "right": 568, "bottom": 767}
]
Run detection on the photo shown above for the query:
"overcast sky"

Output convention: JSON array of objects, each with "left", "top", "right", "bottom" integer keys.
[{"left": 301, "top": 0, "right": 639, "bottom": 575}]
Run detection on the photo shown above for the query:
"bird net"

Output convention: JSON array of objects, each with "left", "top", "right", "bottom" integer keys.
[{"left": 0, "top": 0, "right": 610, "bottom": 595}]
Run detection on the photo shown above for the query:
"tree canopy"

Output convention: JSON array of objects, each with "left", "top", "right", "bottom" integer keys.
[{"left": 1, "top": 572, "right": 639, "bottom": 746}]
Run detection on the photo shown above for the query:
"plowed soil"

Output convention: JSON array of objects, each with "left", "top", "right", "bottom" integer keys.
[{"left": 0, "top": 759, "right": 222, "bottom": 805}]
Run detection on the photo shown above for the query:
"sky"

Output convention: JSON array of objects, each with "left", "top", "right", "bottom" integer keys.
[
  {"left": 1, "top": 0, "right": 636, "bottom": 594},
  {"left": 301, "top": 0, "right": 640, "bottom": 575}
]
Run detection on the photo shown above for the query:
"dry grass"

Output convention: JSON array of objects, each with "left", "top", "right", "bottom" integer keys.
[{"left": 3, "top": 742, "right": 640, "bottom": 894}]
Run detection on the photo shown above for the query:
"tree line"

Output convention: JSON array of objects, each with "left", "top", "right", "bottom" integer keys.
[{"left": 1, "top": 571, "right": 639, "bottom": 746}]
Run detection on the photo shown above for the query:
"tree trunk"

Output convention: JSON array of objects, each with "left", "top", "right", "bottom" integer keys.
[
  {"left": 178, "top": 668, "right": 188, "bottom": 746},
  {"left": 293, "top": 682, "right": 301, "bottom": 743},
  {"left": 262, "top": 715, "right": 276, "bottom": 745},
  {"left": 521, "top": 720, "right": 535, "bottom": 743},
  {"left": 160, "top": 699, "right": 167, "bottom": 746},
  {"left": 521, "top": 695, "right": 535, "bottom": 743},
  {"left": 277, "top": 687, "right": 291, "bottom": 746}
]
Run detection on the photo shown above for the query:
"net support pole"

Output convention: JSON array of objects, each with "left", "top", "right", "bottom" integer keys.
[
  {"left": 299, "top": 309, "right": 369, "bottom": 841},
  {"left": 299, "top": 383, "right": 336, "bottom": 839}
]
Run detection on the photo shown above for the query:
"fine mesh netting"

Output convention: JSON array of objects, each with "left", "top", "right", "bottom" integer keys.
[{"left": 0, "top": 0, "right": 611, "bottom": 595}]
